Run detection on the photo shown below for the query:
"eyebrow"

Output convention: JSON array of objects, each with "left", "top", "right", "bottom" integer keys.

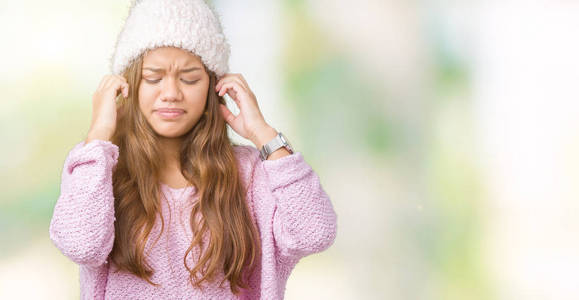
[{"left": 142, "top": 67, "right": 202, "bottom": 73}]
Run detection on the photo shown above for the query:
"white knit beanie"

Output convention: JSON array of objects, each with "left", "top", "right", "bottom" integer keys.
[{"left": 109, "top": 0, "right": 230, "bottom": 78}]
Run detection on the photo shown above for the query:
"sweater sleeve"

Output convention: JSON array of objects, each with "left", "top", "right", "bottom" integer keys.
[
  {"left": 246, "top": 145, "right": 338, "bottom": 262},
  {"left": 49, "top": 139, "right": 119, "bottom": 267}
]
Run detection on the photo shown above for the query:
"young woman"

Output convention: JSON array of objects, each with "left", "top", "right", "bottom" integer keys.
[{"left": 48, "top": 0, "right": 337, "bottom": 299}]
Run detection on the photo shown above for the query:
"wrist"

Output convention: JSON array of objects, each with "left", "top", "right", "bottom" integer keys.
[
  {"left": 86, "top": 128, "right": 113, "bottom": 144},
  {"left": 251, "top": 124, "right": 278, "bottom": 149}
]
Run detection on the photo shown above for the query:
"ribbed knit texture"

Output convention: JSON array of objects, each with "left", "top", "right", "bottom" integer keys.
[{"left": 49, "top": 139, "right": 338, "bottom": 299}]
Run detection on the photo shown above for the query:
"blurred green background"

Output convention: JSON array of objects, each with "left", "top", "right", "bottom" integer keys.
[{"left": 2, "top": 0, "right": 579, "bottom": 299}]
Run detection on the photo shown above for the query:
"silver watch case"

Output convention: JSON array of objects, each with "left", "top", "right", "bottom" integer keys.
[{"left": 259, "top": 131, "right": 294, "bottom": 161}]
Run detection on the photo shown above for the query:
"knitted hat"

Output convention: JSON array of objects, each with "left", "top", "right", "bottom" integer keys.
[{"left": 109, "top": 0, "right": 230, "bottom": 78}]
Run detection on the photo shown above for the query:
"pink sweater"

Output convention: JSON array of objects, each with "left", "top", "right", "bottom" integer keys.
[{"left": 49, "top": 139, "right": 337, "bottom": 299}]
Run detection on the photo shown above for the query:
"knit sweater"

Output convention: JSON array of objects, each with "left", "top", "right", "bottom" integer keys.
[{"left": 49, "top": 139, "right": 337, "bottom": 299}]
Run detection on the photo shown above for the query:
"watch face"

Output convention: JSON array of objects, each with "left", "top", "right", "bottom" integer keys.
[{"left": 280, "top": 133, "right": 293, "bottom": 151}]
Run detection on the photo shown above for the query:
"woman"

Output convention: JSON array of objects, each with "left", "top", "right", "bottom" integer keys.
[{"left": 49, "top": 0, "right": 337, "bottom": 299}]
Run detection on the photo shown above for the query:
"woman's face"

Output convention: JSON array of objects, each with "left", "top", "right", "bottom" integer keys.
[{"left": 138, "top": 46, "right": 209, "bottom": 138}]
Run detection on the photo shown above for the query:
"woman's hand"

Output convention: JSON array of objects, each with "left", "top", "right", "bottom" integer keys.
[
  {"left": 215, "top": 73, "right": 272, "bottom": 143},
  {"left": 85, "top": 75, "right": 129, "bottom": 143}
]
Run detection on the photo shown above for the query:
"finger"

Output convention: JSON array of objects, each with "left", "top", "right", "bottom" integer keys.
[
  {"left": 215, "top": 73, "right": 238, "bottom": 91},
  {"left": 224, "top": 89, "right": 238, "bottom": 102},
  {"left": 121, "top": 83, "right": 129, "bottom": 98},
  {"left": 229, "top": 75, "right": 252, "bottom": 97},
  {"left": 233, "top": 77, "right": 248, "bottom": 91},
  {"left": 97, "top": 77, "right": 107, "bottom": 90},
  {"left": 98, "top": 75, "right": 114, "bottom": 90},
  {"left": 109, "top": 79, "right": 129, "bottom": 98},
  {"left": 220, "top": 82, "right": 238, "bottom": 98},
  {"left": 215, "top": 75, "right": 229, "bottom": 92},
  {"left": 217, "top": 73, "right": 228, "bottom": 81},
  {"left": 217, "top": 81, "right": 245, "bottom": 100},
  {"left": 234, "top": 74, "right": 249, "bottom": 89},
  {"left": 216, "top": 76, "right": 247, "bottom": 93},
  {"left": 112, "top": 76, "right": 127, "bottom": 89},
  {"left": 105, "top": 75, "right": 125, "bottom": 88},
  {"left": 218, "top": 85, "right": 243, "bottom": 108},
  {"left": 103, "top": 76, "right": 117, "bottom": 90},
  {"left": 121, "top": 82, "right": 129, "bottom": 98},
  {"left": 115, "top": 74, "right": 127, "bottom": 83}
]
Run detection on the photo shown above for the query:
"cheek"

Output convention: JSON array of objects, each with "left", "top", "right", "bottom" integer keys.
[
  {"left": 137, "top": 86, "right": 155, "bottom": 113},
  {"left": 194, "top": 88, "right": 208, "bottom": 104},
  {"left": 193, "top": 82, "right": 210, "bottom": 104},
  {"left": 193, "top": 95, "right": 208, "bottom": 114}
]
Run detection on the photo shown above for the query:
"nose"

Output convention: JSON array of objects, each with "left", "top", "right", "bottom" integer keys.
[{"left": 159, "top": 77, "right": 183, "bottom": 102}]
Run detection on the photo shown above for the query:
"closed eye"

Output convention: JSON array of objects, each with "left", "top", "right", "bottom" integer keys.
[
  {"left": 143, "top": 79, "right": 200, "bottom": 85},
  {"left": 182, "top": 79, "right": 200, "bottom": 85}
]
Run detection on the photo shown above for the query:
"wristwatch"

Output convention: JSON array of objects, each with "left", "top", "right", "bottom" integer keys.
[{"left": 259, "top": 131, "right": 294, "bottom": 161}]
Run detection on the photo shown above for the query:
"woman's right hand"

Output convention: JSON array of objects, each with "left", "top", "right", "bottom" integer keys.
[{"left": 85, "top": 75, "right": 129, "bottom": 144}]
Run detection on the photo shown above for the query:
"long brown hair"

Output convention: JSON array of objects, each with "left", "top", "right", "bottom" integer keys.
[{"left": 108, "top": 51, "right": 261, "bottom": 295}]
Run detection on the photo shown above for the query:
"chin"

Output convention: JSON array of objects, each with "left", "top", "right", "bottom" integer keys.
[
  {"left": 152, "top": 124, "right": 197, "bottom": 138},
  {"left": 153, "top": 128, "right": 185, "bottom": 138},
  {"left": 155, "top": 132, "right": 185, "bottom": 139}
]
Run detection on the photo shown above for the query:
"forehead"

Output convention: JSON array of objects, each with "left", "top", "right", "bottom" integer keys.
[{"left": 142, "top": 46, "right": 203, "bottom": 67}]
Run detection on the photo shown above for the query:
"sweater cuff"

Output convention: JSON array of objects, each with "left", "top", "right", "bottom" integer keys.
[
  {"left": 66, "top": 139, "right": 119, "bottom": 174},
  {"left": 261, "top": 151, "right": 312, "bottom": 191}
]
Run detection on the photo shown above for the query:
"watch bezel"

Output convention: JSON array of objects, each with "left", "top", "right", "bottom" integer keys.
[
  {"left": 278, "top": 132, "right": 294, "bottom": 153},
  {"left": 259, "top": 131, "right": 294, "bottom": 161}
]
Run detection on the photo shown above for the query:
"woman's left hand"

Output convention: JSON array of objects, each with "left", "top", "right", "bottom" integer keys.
[{"left": 215, "top": 73, "right": 270, "bottom": 141}]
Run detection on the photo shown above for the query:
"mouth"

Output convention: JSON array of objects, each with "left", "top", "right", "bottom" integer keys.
[{"left": 155, "top": 109, "right": 185, "bottom": 119}]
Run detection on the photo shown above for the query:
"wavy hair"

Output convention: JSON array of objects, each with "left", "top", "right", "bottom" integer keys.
[{"left": 108, "top": 51, "right": 261, "bottom": 295}]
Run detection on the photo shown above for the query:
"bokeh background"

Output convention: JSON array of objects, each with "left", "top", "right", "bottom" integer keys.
[{"left": 1, "top": 0, "right": 579, "bottom": 299}]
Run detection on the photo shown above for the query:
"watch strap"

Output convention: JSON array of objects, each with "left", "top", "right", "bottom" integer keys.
[{"left": 259, "top": 131, "right": 293, "bottom": 161}]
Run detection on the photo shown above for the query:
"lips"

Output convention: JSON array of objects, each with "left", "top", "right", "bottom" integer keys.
[
  {"left": 155, "top": 108, "right": 185, "bottom": 119},
  {"left": 155, "top": 108, "right": 185, "bottom": 113}
]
